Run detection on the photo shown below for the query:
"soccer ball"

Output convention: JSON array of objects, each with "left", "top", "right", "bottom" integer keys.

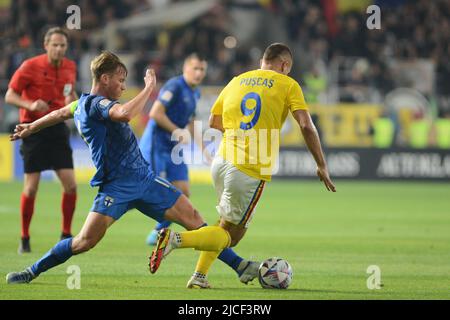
[{"left": 258, "top": 257, "right": 293, "bottom": 289}]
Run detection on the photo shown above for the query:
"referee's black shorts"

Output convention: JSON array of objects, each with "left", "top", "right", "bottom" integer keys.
[{"left": 20, "top": 122, "right": 74, "bottom": 173}]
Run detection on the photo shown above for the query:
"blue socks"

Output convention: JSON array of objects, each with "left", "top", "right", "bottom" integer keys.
[
  {"left": 219, "top": 248, "right": 243, "bottom": 275},
  {"left": 30, "top": 238, "right": 73, "bottom": 276}
]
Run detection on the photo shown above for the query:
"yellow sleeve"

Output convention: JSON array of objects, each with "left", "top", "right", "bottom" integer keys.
[
  {"left": 211, "top": 78, "right": 234, "bottom": 115},
  {"left": 287, "top": 81, "right": 308, "bottom": 112},
  {"left": 211, "top": 90, "right": 224, "bottom": 115}
]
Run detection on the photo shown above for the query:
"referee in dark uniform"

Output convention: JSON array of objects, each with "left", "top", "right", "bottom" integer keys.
[{"left": 5, "top": 27, "right": 78, "bottom": 254}]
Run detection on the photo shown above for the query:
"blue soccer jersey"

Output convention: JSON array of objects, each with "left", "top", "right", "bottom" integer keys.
[
  {"left": 141, "top": 75, "right": 200, "bottom": 153},
  {"left": 73, "top": 93, "right": 150, "bottom": 186},
  {"left": 71, "top": 93, "right": 182, "bottom": 221},
  {"left": 139, "top": 75, "right": 200, "bottom": 181}
]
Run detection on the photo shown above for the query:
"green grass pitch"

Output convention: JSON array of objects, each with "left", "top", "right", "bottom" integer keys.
[{"left": 0, "top": 180, "right": 449, "bottom": 300}]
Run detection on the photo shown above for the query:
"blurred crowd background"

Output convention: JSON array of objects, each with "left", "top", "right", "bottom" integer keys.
[{"left": 0, "top": 0, "right": 449, "bottom": 148}]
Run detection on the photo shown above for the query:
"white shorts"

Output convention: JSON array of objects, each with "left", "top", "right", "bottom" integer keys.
[{"left": 211, "top": 156, "right": 266, "bottom": 228}]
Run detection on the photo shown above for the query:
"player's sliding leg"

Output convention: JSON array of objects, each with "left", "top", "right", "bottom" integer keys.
[
  {"left": 141, "top": 181, "right": 257, "bottom": 279},
  {"left": 150, "top": 221, "right": 258, "bottom": 280},
  {"left": 148, "top": 194, "right": 258, "bottom": 278},
  {"left": 146, "top": 180, "right": 188, "bottom": 245},
  {"left": 149, "top": 195, "right": 231, "bottom": 273},
  {"left": 56, "top": 169, "right": 77, "bottom": 240},
  {"left": 6, "top": 212, "right": 114, "bottom": 284},
  {"left": 18, "top": 173, "right": 41, "bottom": 254}
]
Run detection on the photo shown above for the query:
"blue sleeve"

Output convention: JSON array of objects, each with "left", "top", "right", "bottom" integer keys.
[
  {"left": 89, "top": 97, "right": 118, "bottom": 121},
  {"left": 157, "top": 79, "right": 180, "bottom": 109}
]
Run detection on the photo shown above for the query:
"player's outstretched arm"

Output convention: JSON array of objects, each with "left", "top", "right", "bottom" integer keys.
[
  {"left": 292, "top": 109, "right": 336, "bottom": 192},
  {"left": 10, "top": 105, "right": 74, "bottom": 141},
  {"left": 109, "top": 69, "right": 156, "bottom": 122}
]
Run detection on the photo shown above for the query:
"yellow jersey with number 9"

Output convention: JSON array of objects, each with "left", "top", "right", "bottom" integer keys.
[{"left": 211, "top": 69, "right": 308, "bottom": 181}]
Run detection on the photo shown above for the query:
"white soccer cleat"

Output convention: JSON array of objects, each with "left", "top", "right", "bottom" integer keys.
[
  {"left": 187, "top": 273, "right": 211, "bottom": 289},
  {"left": 238, "top": 260, "right": 260, "bottom": 284}
]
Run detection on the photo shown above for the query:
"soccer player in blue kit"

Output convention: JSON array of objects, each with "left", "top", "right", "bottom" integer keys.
[
  {"left": 6, "top": 51, "right": 258, "bottom": 288},
  {"left": 140, "top": 53, "right": 212, "bottom": 246}
]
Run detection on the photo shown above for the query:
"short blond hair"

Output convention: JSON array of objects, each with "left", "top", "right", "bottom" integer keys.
[{"left": 90, "top": 51, "right": 128, "bottom": 82}]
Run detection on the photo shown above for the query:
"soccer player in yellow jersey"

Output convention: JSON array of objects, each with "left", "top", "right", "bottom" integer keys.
[{"left": 150, "top": 43, "right": 336, "bottom": 288}]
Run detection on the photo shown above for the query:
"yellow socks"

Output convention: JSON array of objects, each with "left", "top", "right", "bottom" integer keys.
[
  {"left": 194, "top": 250, "right": 221, "bottom": 275},
  {"left": 179, "top": 226, "right": 231, "bottom": 251},
  {"left": 177, "top": 226, "right": 231, "bottom": 279}
]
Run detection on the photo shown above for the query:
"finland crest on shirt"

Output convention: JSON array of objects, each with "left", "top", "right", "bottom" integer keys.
[{"left": 104, "top": 196, "right": 114, "bottom": 207}]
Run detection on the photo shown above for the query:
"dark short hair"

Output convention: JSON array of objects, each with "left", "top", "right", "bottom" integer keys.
[
  {"left": 90, "top": 51, "right": 128, "bottom": 82},
  {"left": 263, "top": 43, "right": 292, "bottom": 62},
  {"left": 184, "top": 52, "right": 207, "bottom": 64},
  {"left": 44, "top": 27, "right": 69, "bottom": 44}
]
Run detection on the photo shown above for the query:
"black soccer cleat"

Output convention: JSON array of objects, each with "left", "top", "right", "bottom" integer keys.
[{"left": 18, "top": 237, "right": 31, "bottom": 254}]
